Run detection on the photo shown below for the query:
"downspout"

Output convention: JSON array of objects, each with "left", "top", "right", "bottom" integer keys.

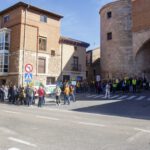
[
  {"left": 22, "top": 7, "right": 27, "bottom": 86},
  {"left": 61, "top": 43, "right": 63, "bottom": 81}
]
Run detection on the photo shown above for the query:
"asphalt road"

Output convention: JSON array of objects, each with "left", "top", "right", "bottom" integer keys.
[{"left": 0, "top": 92, "right": 150, "bottom": 150}]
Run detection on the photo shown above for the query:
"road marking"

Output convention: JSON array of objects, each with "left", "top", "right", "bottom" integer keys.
[
  {"left": 136, "top": 96, "right": 146, "bottom": 101},
  {"left": 8, "top": 137, "right": 37, "bottom": 147},
  {"left": 0, "top": 127, "right": 16, "bottom": 134},
  {"left": 118, "top": 95, "right": 128, "bottom": 100},
  {"left": 87, "top": 95, "right": 97, "bottom": 98},
  {"left": 77, "top": 122, "right": 105, "bottom": 127},
  {"left": 8, "top": 148, "right": 20, "bottom": 150},
  {"left": 134, "top": 128, "right": 150, "bottom": 134},
  {"left": 2, "top": 110, "right": 19, "bottom": 114},
  {"left": 111, "top": 95, "right": 120, "bottom": 99},
  {"left": 127, "top": 132, "right": 142, "bottom": 142},
  {"left": 93, "top": 95, "right": 103, "bottom": 98},
  {"left": 127, "top": 95, "right": 136, "bottom": 100},
  {"left": 147, "top": 98, "right": 150, "bottom": 101},
  {"left": 36, "top": 115, "right": 59, "bottom": 121}
]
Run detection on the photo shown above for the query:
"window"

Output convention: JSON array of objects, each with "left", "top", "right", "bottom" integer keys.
[
  {"left": 0, "top": 32, "right": 10, "bottom": 50},
  {"left": 107, "top": 11, "right": 112, "bottom": 19},
  {"left": 40, "top": 15, "right": 47, "bottom": 23},
  {"left": 107, "top": 32, "right": 112, "bottom": 40},
  {"left": 93, "top": 69, "right": 96, "bottom": 76},
  {"left": 3, "top": 15, "right": 10, "bottom": 23},
  {"left": 51, "top": 50, "right": 55, "bottom": 56},
  {"left": 72, "top": 56, "right": 78, "bottom": 71},
  {"left": 39, "top": 37, "right": 47, "bottom": 51},
  {"left": 38, "top": 57, "right": 46, "bottom": 73},
  {"left": 46, "top": 77, "right": 55, "bottom": 85},
  {"left": 74, "top": 46, "right": 77, "bottom": 51},
  {"left": 86, "top": 71, "right": 88, "bottom": 78},
  {"left": 0, "top": 53, "right": 9, "bottom": 73}
]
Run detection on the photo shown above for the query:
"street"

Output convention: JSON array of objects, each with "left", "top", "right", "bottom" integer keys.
[{"left": 0, "top": 91, "right": 150, "bottom": 150}]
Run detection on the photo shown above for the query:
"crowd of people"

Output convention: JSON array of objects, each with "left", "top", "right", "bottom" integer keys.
[
  {"left": 0, "top": 85, "right": 45, "bottom": 107},
  {"left": 0, "top": 83, "right": 76, "bottom": 107},
  {"left": 0, "top": 77, "right": 149, "bottom": 106},
  {"left": 75, "top": 77, "right": 150, "bottom": 95}
]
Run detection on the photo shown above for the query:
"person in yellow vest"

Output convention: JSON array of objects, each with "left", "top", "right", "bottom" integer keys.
[
  {"left": 112, "top": 81, "right": 117, "bottom": 93},
  {"left": 132, "top": 78, "right": 137, "bottom": 93}
]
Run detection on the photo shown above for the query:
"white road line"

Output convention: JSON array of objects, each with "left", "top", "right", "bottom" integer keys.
[
  {"left": 2, "top": 110, "right": 19, "bottom": 114},
  {"left": 93, "top": 95, "right": 103, "bottom": 98},
  {"left": 8, "top": 137, "right": 37, "bottom": 147},
  {"left": 134, "top": 128, "right": 150, "bottom": 134},
  {"left": 127, "top": 95, "right": 136, "bottom": 100},
  {"left": 118, "top": 95, "right": 128, "bottom": 100},
  {"left": 87, "top": 95, "right": 97, "bottom": 98},
  {"left": 36, "top": 115, "right": 59, "bottom": 121},
  {"left": 77, "top": 122, "right": 105, "bottom": 127},
  {"left": 111, "top": 95, "right": 120, "bottom": 99},
  {"left": 147, "top": 98, "right": 150, "bottom": 101},
  {"left": 8, "top": 148, "right": 20, "bottom": 150},
  {"left": 136, "top": 96, "right": 146, "bottom": 101},
  {"left": 127, "top": 132, "right": 142, "bottom": 143}
]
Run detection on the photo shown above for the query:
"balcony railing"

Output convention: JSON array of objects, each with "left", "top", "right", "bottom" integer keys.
[{"left": 71, "top": 64, "right": 81, "bottom": 72}]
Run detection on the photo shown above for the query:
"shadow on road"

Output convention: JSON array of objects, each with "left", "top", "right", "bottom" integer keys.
[{"left": 72, "top": 99, "right": 150, "bottom": 120}]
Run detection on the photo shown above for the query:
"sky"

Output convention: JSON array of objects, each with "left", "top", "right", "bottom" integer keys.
[{"left": 1, "top": 0, "right": 115, "bottom": 50}]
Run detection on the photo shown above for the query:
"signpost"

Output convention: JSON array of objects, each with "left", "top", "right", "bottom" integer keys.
[{"left": 24, "top": 64, "right": 33, "bottom": 84}]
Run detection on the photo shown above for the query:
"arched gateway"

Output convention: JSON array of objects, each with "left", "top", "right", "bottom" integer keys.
[{"left": 135, "top": 39, "right": 150, "bottom": 80}]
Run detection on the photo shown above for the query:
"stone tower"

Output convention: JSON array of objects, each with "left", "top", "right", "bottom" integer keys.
[{"left": 100, "top": 0, "right": 133, "bottom": 79}]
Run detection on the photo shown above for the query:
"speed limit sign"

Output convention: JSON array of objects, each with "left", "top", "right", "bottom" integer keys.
[{"left": 25, "top": 64, "right": 33, "bottom": 73}]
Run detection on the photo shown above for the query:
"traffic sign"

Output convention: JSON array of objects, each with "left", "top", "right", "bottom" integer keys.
[
  {"left": 25, "top": 73, "right": 32, "bottom": 80},
  {"left": 25, "top": 64, "right": 33, "bottom": 73}
]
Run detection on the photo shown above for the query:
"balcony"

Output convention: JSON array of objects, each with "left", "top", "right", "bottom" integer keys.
[{"left": 71, "top": 64, "right": 81, "bottom": 72}]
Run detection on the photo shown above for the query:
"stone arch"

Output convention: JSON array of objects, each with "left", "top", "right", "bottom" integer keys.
[
  {"left": 133, "top": 29, "right": 150, "bottom": 57},
  {"left": 135, "top": 38, "right": 150, "bottom": 80}
]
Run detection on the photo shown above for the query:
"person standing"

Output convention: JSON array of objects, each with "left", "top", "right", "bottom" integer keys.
[
  {"left": 132, "top": 78, "right": 137, "bottom": 93},
  {"left": 64, "top": 85, "right": 70, "bottom": 105},
  {"left": 38, "top": 86, "right": 45, "bottom": 107},
  {"left": 69, "top": 85, "right": 76, "bottom": 102},
  {"left": 25, "top": 85, "right": 34, "bottom": 106},
  {"left": 105, "top": 82, "right": 110, "bottom": 99},
  {"left": 54, "top": 85, "right": 61, "bottom": 105}
]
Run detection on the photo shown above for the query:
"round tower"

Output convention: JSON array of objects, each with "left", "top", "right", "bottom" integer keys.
[{"left": 100, "top": 0, "right": 133, "bottom": 79}]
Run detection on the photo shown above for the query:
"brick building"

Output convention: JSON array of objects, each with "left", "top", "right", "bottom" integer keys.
[
  {"left": 0, "top": 2, "right": 89, "bottom": 85},
  {"left": 86, "top": 47, "right": 100, "bottom": 82},
  {"left": 100, "top": 0, "right": 150, "bottom": 80}
]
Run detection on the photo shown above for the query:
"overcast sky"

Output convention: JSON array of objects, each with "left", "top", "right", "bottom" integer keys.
[{"left": 1, "top": 0, "right": 115, "bottom": 49}]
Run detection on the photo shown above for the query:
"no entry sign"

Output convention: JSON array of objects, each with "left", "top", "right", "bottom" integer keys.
[{"left": 25, "top": 64, "right": 33, "bottom": 73}]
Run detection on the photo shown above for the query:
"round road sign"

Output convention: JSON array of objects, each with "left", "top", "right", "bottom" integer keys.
[{"left": 25, "top": 64, "right": 33, "bottom": 73}]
